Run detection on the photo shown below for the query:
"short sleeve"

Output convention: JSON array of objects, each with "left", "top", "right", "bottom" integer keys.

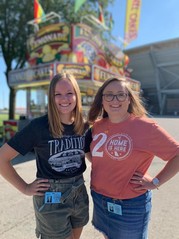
[
  {"left": 149, "top": 122, "right": 179, "bottom": 161},
  {"left": 84, "top": 127, "right": 92, "bottom": 153},
  {"left": 7, "top": 119, "right": 40, "bottom": 155}
]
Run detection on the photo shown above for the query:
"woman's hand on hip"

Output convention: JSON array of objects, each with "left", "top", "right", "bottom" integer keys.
[
  {"left": 25, "top": 179, "right": 50, "bottom": 196},
  {"left": 130, "top": 171, "right": 156, "bottom": 191}
]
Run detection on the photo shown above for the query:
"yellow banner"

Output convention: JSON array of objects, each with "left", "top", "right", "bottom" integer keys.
[{"left": 124, "top": 0, "right": 141, "bottom": 47}]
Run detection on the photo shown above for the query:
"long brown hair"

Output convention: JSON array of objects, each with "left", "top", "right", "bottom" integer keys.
[
  {"left": 88, "top": 77, "right": 148, "bottom": 123},
  {"left": 48, "top": 73, "right": 84, "bottom": 137}
]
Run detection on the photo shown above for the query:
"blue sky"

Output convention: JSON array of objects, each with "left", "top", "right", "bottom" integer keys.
[{"left": 1, "top": 0, "right": 179, "bottom": 109}]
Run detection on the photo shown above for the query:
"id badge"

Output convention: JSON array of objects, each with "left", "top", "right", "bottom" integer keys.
[
  {"left": 45, "top": 192, "right": 61, "bottom": 204},
  {"left": 107, "top": 202, "right": 122, "bottom": 215}
]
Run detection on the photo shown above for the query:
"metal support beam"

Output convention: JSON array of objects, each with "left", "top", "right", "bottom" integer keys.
[
  {"left": 149, "top": 47, "right": 163, "bottom": 114},
  {"left": 161, "top": 94, "right": 166, "bottom": 115},
  {"left": 157, "top": 61, "right": 179, "bottom": 67},
  {"left": 161, "top": 89, "right": 179, "bottom": 94}
]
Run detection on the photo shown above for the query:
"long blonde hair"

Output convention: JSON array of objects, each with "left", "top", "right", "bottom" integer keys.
[
  {"left": 48, "top": 73, "right": 84, "bottom": 137},
  {"left": 88, "top": 77, "right": 148, "bottom": 123}
]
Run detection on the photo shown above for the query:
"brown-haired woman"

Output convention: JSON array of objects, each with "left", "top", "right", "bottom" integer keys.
[
  {"left": 0, "top": 73, "right": 89, "bottom": 239},
  {"left": 85, "top": 77, "right": 179, "bottom": 239}
]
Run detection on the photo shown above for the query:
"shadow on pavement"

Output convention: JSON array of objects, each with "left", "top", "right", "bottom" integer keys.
[
  {"left": 11, "top": 151, "right": 35, "bottom": 165},
  {"left": 0, "top": 139, "right": 35, "bottom": 165}
]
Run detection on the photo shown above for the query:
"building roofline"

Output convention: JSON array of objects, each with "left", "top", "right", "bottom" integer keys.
[{"left": 124, "top": 37, "right": 179, "bottom": 54}]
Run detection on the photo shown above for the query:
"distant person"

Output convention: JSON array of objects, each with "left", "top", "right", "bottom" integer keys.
[
  {"left": 0, "top": 73, "right": 89, "bottom": 239},
  {"left": 85, "top": 77, "right": 179, "bottom": 239}
]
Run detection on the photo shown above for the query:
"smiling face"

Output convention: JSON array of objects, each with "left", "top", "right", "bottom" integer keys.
[
  {"left": 102, "top": 80, "right": 130, "bottom": 121},
  {"left": 54, "top": 79, "right": 76, "bottom": 122}
]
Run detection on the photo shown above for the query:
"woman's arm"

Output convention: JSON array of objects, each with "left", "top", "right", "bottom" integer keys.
[
  {"left": 84, "top": 126, "right": 93, "bottom": 162},
  {"left": 0, "top": 143, "right": 49, "bottom": 196},
  {"left": 155, "top": 154, "right": 179, "bottom": 186},
  {"left": 85, "top": 152, "right": 92, "bottom": 162},
  {"left": 130, "top": 154, "right": 179, "bottom": 190}
]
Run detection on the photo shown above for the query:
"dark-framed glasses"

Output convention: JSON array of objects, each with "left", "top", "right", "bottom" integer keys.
[{"left": 102, "top": 92, "right": 128, "bottom": 102}]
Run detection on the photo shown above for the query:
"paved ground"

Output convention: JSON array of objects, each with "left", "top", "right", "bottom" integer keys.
[{"left": 0, "top": 117, "right": 179, "bottom": 239}]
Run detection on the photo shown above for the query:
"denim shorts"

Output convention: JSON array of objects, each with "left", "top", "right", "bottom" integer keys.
[
  {"left": 91, "top": 190, "right": 152, "bottom": 239},
  {"left": 33, "top": 175, "right": 89, "bottom": 239}
]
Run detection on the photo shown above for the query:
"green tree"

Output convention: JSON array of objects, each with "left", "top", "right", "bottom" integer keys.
[{"left": 0, "top": 0, "right": 114, "bottom": 119}]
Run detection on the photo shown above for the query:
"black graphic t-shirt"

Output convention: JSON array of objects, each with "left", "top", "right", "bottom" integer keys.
[{"left": 8, "top": 115, "right": 86, "bottom": 179}]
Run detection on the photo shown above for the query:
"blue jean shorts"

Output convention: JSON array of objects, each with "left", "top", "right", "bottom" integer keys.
[
  {"left": 33, "top": 175, "right": 89, "bottom": 239},
  {"left": 91, "top": 190, "right": 152, "bottom": 239}
]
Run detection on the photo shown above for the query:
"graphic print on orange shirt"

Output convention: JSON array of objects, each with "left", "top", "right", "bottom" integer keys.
[
  {"left": 92, "top": 132, "right": 133, "bottom": 161},
  {"left": 105, "top": 133, "right": 133, "bottom": 160}
]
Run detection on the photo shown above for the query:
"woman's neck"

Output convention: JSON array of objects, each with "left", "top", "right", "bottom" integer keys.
[
  {"left": 60, "top": 115, "right": 74, "bottom": 125},
  {"left": 109, "top": 112, "right": 130, "bottom": 123}
]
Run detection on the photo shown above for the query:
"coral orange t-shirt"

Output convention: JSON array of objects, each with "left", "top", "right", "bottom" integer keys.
[{"left": 86, "top": 115, "right": 179, "bottom": 199}]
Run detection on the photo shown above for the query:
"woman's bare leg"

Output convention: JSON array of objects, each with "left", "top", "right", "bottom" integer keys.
[
  {"left": 104, "top": 235, "right": 109, "bottom": 239},
  {"left": 65, "top": 236, "right": 73, "bottom": 239},
  {"left": 65, "top": 227, "right": 83, "bottom": 239},
  {"left": 72, "top": 227, "right": 83, "bottom": 239}
]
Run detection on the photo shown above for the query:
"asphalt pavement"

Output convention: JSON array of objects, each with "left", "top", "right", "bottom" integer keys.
[{"left": 0, "top": 117, "right": 179, "bottom": 239}]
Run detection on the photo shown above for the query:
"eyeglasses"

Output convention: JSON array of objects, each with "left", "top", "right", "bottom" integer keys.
[{"left": 102, "top": 92, "right": 128, "bottom": 102}]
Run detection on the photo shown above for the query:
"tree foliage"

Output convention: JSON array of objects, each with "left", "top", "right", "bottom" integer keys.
[{"left": 0, "top": 0, "right": 114, "bottom": 119}]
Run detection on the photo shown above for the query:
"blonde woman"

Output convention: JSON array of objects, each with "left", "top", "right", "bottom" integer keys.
[
  {"left": 0, "top": 73, "right": 89, "bottom": 239},
  {"left": 85, "top": 77, "right": 179, "bottom": 239}
]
